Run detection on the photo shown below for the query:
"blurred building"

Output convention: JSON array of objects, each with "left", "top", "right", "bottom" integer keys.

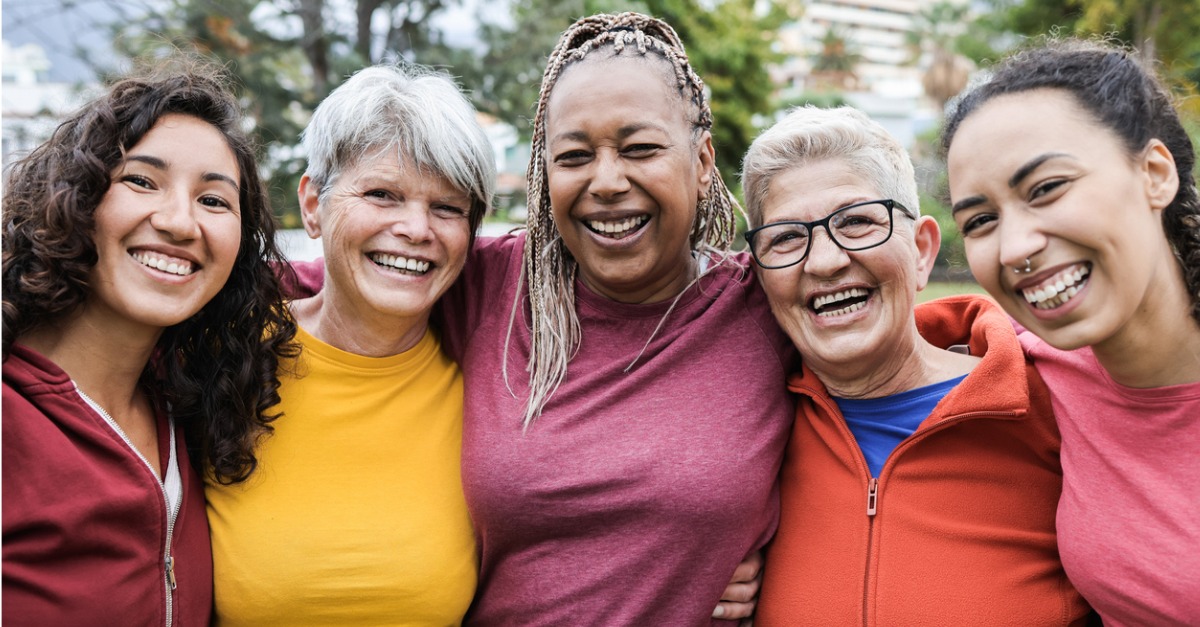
[
  {"left": 2, "top": 41, "right": 94, "bottom": 167},
  {"left": 771, "top": 0, "right": 970, "bottom": 148}
]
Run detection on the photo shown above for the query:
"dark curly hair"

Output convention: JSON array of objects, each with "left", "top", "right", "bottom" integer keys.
[
  {"left": 2, "top": 55, "right": 298, "bottom": 484},
  {"left": 942, "top": 38, "right": 1200, "bottom": 325}
]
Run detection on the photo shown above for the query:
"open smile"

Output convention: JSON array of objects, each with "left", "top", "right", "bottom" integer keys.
[
  {"left": 130, "top": 250, "right": 197, "bottom": 277},
  {"left": 1019, "top": 262, "right": 1091, "bottom": 310},
  {"left": 809, "top": 287, "right": 871, "bottom": 318},
  {"left": 584, "top": 215, "right": 649, "bottom": 240},
  {"left": 370, "top": 252, "right": 432, "bottom": 276}
]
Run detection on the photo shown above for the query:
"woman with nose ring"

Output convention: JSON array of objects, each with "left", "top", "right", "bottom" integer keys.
[{"left": 944, "top": 38, "right": 1200, "bottom": 625}]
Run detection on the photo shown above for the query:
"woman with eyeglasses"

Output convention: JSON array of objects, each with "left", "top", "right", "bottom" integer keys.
[{"left": 741, "top": 106, "right": 1090, "bottom": 625}]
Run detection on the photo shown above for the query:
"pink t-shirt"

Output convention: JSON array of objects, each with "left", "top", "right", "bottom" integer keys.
[
  {"left": 440, "top": 233, "right": 795, "bottom": 625},
  {"left": 1019, "top": 329, "right": 1200, "bottom": 626}
]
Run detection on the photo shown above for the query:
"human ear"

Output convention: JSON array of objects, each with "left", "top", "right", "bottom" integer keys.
[
  {"left": 913, "top": 215, "right": 942, "bottom": 292},
  {"left": 695, "top": 130, "right": 715, "bottom": 199},
  {"left": 1143, "top": 139, "right": 1180, "bottom": 212},
  {"left": 298, "top": 175, "right": 323, "bottom": 239}
]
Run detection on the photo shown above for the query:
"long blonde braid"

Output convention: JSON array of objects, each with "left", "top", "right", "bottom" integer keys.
[{"left": 509, "top": 12, "right": 743, "bottom": 428}]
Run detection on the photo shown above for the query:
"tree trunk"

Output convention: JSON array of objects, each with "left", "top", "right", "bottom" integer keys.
[{"left": 297, "top": 0, "right": 330, "bottom": 97}]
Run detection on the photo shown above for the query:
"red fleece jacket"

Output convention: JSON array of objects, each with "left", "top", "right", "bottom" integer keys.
[{"left": 758, "top": 295, "right": 1090, "bottom": 626}]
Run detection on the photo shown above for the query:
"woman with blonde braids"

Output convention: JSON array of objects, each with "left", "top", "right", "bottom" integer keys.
[
  {"left": 441, "top": 12, "right": 792, "bottom": 624},
  {"left": 290, "top": 13, "right": 787, "bottom": 623}
]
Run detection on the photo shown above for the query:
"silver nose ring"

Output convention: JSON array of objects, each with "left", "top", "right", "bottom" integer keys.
[{"left": 1013, "top": 258, "right": 1032, "bottom": 274}]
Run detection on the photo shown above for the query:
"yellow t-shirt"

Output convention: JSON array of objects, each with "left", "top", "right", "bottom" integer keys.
[{"left": 206, "top": 325, "right": 476, "bottom": 626}]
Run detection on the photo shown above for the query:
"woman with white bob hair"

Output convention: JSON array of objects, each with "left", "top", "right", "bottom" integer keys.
[
  {"left": 741, "top": 105, "right": 1089, "bottom": 625},
  {"left": 205, "top": 63, "right": 495, "bottom": 625}
]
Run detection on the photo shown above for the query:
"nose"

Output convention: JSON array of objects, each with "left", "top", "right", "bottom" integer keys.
[
  {"left": 589, "top": 150, "right": 631, "bottom": 199},
  {"left": 802, "top": 225, "right": 850, "bottom": 277},
  {"left": 996, "top": 209, "right": 1047, "bottom": 271},
  {"left": 390, "top": 201, "right": 435, "bottom": 242},
  {"left": 149, "top": 190, "right": 201, "bottom": 241}
]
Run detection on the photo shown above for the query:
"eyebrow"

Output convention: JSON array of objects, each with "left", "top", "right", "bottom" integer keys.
[
  {"left": 550, "top": 122, "right": 665, "bottom": 145},
  {"left": 126, "top": 154, "right": 240, "bottom": 193},
  {"left": 1008, "top": 152, "right": 1070, "bottom": 188},
  {"left": 951, "top": 152, "right": 1072, "bottom": 215}
]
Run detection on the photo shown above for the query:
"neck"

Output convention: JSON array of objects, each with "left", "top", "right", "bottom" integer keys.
[
  {"left": 581, "top": 251, "right": 700, "bottom": 304},
  {"left": 818, "top": 329, "right": 978, "bottom": 399},
  {"left": 19, "top": 309, "right": 160, "bottom": 412},
  {"left": 1092, "top": 275, "right": 1200, "bottom": 387},
  {"left": 291, "top": 286, "right": 429, "bottom": 358}
]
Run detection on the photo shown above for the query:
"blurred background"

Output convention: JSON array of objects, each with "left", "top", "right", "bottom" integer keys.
[{"left": 5, "top": 0, "right": 1199, "bottom": 295}]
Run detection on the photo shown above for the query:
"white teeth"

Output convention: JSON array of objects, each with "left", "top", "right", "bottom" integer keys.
[
  {"left": 813, "top": 287, "right": 869, "bottom": 311},
  {"left": 370, "top": 253, "right": 431, "bottom": 274},
  {"left": 1020, "top": 264, "right": 1091, "bottom": 309},
  {"left": 131, "top": 251, "right": 195, "bottom": 276},
  {"left": 586, "top": 216, "right": 649, "bottom": 239},
  {"left": 817, "top": 300, "right": 866, "bottom": 318}
]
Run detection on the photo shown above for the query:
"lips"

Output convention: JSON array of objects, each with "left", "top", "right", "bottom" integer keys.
[
  {"left": 1019, "top": 262, "right": 1091, "bottom": 310},
  {"left": 370, "top": 252, "right": 432, "bottom": 275},
  {"left": 584, "top": 215, "right": 649, "bottom": 240},
  {"left": 130, "top": 250, "right": 196, "bottom": 276}
]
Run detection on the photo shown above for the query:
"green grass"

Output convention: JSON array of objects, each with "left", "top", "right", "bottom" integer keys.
[{"left": 918, "top": 281, "right": 990, "bottom": 303}]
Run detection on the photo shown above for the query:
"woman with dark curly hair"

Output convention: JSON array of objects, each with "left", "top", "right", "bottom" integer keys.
[
  {"left": 943, "top": 39, "right": 1200, "bottom": 625},
  {"left": 2, "top": 57, "right": 295, "bottom": 625}
]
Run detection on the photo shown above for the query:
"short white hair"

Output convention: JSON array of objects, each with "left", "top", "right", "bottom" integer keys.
[
  {"left": 741, "top": 105, "right": 919, "bottom": 228},
  {"left": 301, "top": 63, "right": 495, "bottom": 228}
]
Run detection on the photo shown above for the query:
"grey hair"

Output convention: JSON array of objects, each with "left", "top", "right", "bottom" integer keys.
[
  {"left": 301, "top": 63, "right": 496, "bottom": 235},
  {"left": 741, "top": 105, "right": 919, "bottom": 229}
]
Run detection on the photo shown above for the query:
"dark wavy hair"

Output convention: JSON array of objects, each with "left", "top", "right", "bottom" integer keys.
[
  {"left": 2, "top": 55, "right": 298, "bottom": 484},
  {"left": 942, "top": 38, "right": 1200, "bottom": 325}
]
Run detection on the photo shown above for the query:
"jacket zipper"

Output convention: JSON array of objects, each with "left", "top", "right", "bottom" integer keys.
[
  {"left": 76, "top": 387, "right": 180, "bottom": 627},
  {"left": 803, "top": 385, "right": 1021, "bottom": 627},
  {"left": 863, "top": 476, "right": 878, "bottom": 627}
]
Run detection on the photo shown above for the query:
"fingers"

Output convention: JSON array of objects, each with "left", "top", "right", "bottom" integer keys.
[
  {"left": 730, "top": 550, "right": 764, "bottom": 585},
  {"left": 712, "top": 599, "right": 756, "bottom": 620}
]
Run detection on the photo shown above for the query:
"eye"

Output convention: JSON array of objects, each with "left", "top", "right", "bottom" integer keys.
[
  {"left": 364, "top": 189, "right": 391, "bottom": 200},
  {"left": 623, "top": 143, "right": 662, "bottom": 157},
  {"left": 553, "top": 149, "right": 592, "bottom": 166},
  {"left": 122, "top": 174, "right": 154, "bottom": 189},
  {"left": 199, "top": 195, "right": 234, "bottom": 211},
  {"left": 1029, "top": 179, "right": 1067, "bottom": 202},
  {"left": 433, "top": 203, "right": 469, "bottom": 219},
  {"left": 958, "top": 212, "right": 998, "bottom": 237}
]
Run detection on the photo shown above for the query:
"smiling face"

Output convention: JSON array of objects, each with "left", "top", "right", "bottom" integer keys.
[
  {"left": 755, "top": 159, "right": 939, "bottom": 379},
  {"left": 947, "top": 89, "right": 1181, "bottom": 352},
  {"left": 300, "top": 148, "right": 472, "bottom": 334},
  {"left": 85, "top": 113, "right": 242, "bottom": 337},
  {"left": 544, "top": 54, "right": 714, "bottom": 303}
]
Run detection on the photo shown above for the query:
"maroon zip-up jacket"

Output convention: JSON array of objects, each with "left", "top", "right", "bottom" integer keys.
[{"left": 3, "top": 344, "right": 212, "bottom": 626}]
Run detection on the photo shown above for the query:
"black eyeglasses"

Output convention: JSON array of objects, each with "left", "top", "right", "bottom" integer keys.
[{"left": 744, "top": 199, "right": 908, "bottom": 269}]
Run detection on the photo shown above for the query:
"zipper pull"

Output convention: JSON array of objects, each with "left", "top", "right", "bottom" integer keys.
[
  {"left": 166, "top": 555, "right": 177, "bottom": 590},
  {"left": 866, "top": 478, "right": 878, "bottom": 516}
]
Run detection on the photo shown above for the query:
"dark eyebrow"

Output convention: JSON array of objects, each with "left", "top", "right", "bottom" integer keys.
[
  {"left": 952, "top": 152, "right": 1073, "bottom": 215},
  {"left": 126, "top": 154, "right": 239, "bottom": 193},
  {"left": 203, "top": 172, "right": 241, "bottom": 193},
  {"left": 951, "top": 195, "right": 986, "bottom": 215},
  {"left": 1008, "top": 152, "right": 1070, "bottom": 188},
  {"left": 550, "top": 122, "right": 664, "bottom": 146},
  {"left": 126, "top": 155, "right": 167, "bottom": 170}
]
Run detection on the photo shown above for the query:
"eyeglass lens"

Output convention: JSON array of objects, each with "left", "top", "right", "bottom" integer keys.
[{"left": 753, "top": 201, "right": 893, "bottom": 268}]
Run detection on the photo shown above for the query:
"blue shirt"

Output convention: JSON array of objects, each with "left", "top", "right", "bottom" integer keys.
[{"left": 834, "top": 375, "right": 967, "bottom": 478}]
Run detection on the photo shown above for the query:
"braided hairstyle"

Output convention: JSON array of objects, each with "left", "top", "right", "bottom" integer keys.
[
  {"left": 942, "top": 37, "right": 1200, "bottom": 325},
  {"left": 515, "top": 12, "right": 742, "bottom": 426}
]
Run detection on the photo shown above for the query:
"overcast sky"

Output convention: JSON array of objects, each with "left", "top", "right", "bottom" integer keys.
[{"left": 1, "top": 0, "right": 509, "bottom": 83}]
